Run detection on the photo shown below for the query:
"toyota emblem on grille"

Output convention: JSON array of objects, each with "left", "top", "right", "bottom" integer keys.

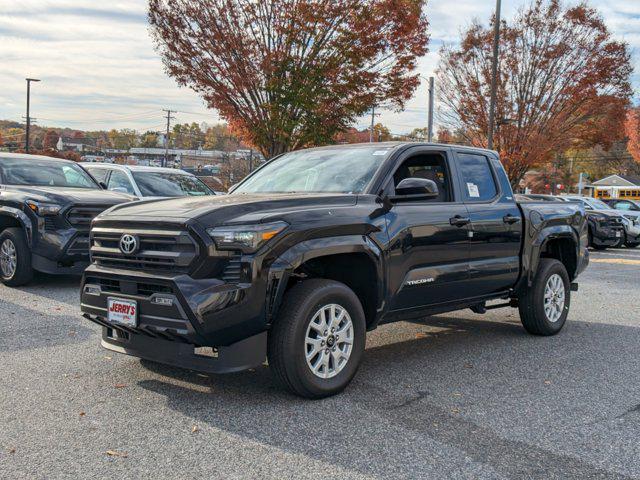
[{"left": 119, "top": 234, "right": 138, "bottom": 255}]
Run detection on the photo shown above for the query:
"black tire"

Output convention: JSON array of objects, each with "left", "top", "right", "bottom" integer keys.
[
  {"left": 268, "top": 279, "right": 366, "bottom": 399},
  {"left": 591, "top": 243, "right": 607, "bottom": 250},
  {"left": 0, "top": 228, "right": 33, "bottom": 287},
  {"left": 518, "top": 258, "right": 570, "bottom": 336}
]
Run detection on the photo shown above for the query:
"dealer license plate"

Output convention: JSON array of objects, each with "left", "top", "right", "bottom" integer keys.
[{"left": 107, "top": 298, "right": 138, "bottom": 327}]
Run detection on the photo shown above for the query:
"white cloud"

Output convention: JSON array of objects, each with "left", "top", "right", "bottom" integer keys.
[{"left": 0, "top": 0, "right": 637, "bottom": 135}]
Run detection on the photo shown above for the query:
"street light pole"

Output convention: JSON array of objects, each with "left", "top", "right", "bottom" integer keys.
[
  {"left": 427, "top": 76, "right": 435, "bottom": 142},
  {"left": 25, "top": 78, "right": 41, "bottom": 153},
  {"left": 487, "top": 0, "right": 501, "bottom": 150}
]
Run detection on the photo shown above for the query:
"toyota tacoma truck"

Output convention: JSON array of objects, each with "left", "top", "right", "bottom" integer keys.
[
  {"left": 0, "top": 153, "right": 134, "bottom": 286},
  {"left": 81, "top": 143, "right": 589, "bottom": 398}
]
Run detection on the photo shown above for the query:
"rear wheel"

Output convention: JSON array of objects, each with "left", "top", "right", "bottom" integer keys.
[
  {"left": 518, "top": 258, "right": 570, "bottom": 336},
  {"left": 268, "top": 279, "right": 366, "bottom": 399},
  {"left": 0, "top": 228, "right": 33, "bottom": 287}
]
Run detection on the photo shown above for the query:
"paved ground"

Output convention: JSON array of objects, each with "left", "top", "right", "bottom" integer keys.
[{"left": 1, "top": 248, "right": 639, "bottom": 479}]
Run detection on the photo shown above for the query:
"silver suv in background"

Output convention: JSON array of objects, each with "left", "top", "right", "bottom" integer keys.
[{"left": 82, "top": 164, "right": 214, "bottom": 199}]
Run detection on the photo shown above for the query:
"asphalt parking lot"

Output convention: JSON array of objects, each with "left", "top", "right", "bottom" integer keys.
[{"left": 1, "top": 249, "right": 639, "bottom": 479}]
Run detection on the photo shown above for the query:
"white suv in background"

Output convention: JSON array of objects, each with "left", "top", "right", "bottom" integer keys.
[{"left": 82, "top": 164, "right": 214, "bottom": 199}]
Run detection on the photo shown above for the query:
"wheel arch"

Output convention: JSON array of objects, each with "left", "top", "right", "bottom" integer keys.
[
  {"left": 267, "top": 235, "right": 384, "bottom": 329},
  {"left": 527, "top": 226, "right": 579, "bottom": 283},
  {"left": 0, "top": 208, "right": 32, "bottom": 245}
]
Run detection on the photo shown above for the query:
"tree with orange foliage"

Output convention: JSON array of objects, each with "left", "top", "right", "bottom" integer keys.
[
  {"left": 42, "top": 129, "right": 59, "bottom": 150},
  {"left": 436, "top": 0, "right": 632, "bottom": 186},
  {"left": 148, "top": 0, "right": 429, "bottom": 158},
  {"left": 626, "top": 108, "right": 640, "bottom": 163}
]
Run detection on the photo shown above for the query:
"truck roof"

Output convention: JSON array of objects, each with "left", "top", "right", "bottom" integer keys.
[
  {"left": 297, "top": 141, "right": 499, "bottom": 156},
  {"left": 81, "top": 163, "right": 194, "bottom": 175},
  {"left": 0, "top": 152, "right": 77, "bottom": 164}
]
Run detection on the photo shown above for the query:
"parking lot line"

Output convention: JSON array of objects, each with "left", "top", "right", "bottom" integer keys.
[{"left": 589, "top": 258, "right": 640, "bottom": 265}]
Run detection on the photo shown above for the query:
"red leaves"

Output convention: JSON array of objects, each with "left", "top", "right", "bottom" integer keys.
[
  {"left": 625, "top": 108, "right": 640, "bottom": 163},
  {"left": 436, "top": 0, "right": 632, "bottom": 186},
  {"left": 148, "top": 0, "right": 430, "bottom": 157}
]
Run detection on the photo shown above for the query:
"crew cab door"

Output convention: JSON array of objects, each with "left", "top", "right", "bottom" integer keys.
[
  {"left": 383, "top": 146, "right": 471, "bottom": 311},
  {"left": 453, "top": 150, "right": 522, "bottom": 296}
]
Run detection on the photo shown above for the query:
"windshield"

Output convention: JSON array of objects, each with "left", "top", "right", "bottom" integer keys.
[
  {"left": 587, "top": 198, "right": 611, "bottom": 209},
  {"left": 0, "top": 158, "right": 99, "bottom": 189},
  {"left": 132, "top": 171, "right": 213, "bottom": 197},
  {"left": 233, "top": 146, "right": 391, "bottom": 194}
]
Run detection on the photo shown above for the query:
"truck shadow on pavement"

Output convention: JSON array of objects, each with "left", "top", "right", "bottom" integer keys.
[{"left": 136, "top": 315, "right": 639, "bottom": 479}]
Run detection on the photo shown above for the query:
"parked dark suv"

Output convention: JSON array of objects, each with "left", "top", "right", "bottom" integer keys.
[{"left": 0, "top": 153, "right": 134, "bottom": 286}]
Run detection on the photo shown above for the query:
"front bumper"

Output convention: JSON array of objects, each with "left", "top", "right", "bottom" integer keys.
[
  {"left": 80, "top": 264, "right": 269, "bottom": 347},
  {"left": 591, "top": 224, "right": 623, "bottom": 247},
  {"left": 93, "top": 321, "right": 266, "bottom": 374},
  {"left": 31, "top": 230, "right": 91, "bottom": 274}
]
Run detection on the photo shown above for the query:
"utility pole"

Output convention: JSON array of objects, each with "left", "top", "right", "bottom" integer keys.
[
  {"left": 427, "top": 76, "right": 435, "bottom": 142},
  {"left": 248, "top": 149, "right": 254, "bottom": 172},
  {"left": 577, "top": 173, "right": 585, "bottom": 195},
  {"left": 369, "top": 106, "right": 376, "bottom": 143},
  {"left": 24, "top": 78, "right": 41, "bottom": 153},
  {"left": 162, "top": 109, "right": 175, "bottom": 167},
  {"left": 487, "top": 0, "right": 502, "bottom": 150}
]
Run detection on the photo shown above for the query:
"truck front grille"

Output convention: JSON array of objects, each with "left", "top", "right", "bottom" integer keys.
[
  {"left": 90, "top": 226, "right": 198, "bottom": 273},
  {"left": 67, "top": 205, "right": 112, "bottom": 230}
]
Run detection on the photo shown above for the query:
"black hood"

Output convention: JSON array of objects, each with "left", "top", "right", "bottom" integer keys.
[
  {"left": 5, "top": 185, "right": 135, "bottom": 205},
  {"left": 100, "top": 193, "right": 359, "bottom": 224}
]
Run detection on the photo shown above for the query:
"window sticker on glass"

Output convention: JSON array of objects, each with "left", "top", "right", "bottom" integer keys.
[
  {"left": 372, "top": 150, "right": 389, "bottom": 156},
  {"left": 467, "top": 182, "right": 480, "bottom": 198}
]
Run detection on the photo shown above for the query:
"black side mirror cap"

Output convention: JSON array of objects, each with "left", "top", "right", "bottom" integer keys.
[
  {"left": 392, "top": 177, "right": 439, "bottom": 201},
  {"left": 99, "top": 181, "right": 108, "bottom": 189}
]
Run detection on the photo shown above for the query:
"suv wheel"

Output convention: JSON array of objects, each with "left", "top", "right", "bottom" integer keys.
[
  {"left": 268, "top": 279, "right": 366, "bottom": 399},
  {"left": 518, "top": 258, "right": 570, "bottom": 336},
  {"left": 0, "top": 228, "right": 33, "bottom": 287}
]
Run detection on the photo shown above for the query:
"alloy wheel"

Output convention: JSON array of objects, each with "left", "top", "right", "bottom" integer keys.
[
  {"left": 0, "top": 239, "right": 17, "bottom": 279},
  {"left": 543, "top": 273, "right": 565, "bottom": 323},
  {"left": 304, "top": 304, "right": 354, "bottom": 379}
]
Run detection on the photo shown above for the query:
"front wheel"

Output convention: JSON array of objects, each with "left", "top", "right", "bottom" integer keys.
[
  {"left": 518, "top": 258, "right": 570, "bottom": 336},
  {"left": 268, "top": 279, "right": 366, "bottom": 399}
]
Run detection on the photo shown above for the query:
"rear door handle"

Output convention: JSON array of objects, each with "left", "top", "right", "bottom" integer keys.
[
  {"left": 503, "top": 214, "right": 521, "bottom": 225},
  {"left": 450, "top": 215, "right": 470, "bottom": 227}
]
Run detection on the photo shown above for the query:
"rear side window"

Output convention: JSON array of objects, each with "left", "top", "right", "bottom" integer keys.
[{"left": 457, "top": 153, "right": 498, "bottom": 202}]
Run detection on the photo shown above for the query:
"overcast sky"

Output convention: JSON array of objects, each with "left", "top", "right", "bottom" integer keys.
[{"left": 0, "top": 0, "right": 638, "bottom": 135}]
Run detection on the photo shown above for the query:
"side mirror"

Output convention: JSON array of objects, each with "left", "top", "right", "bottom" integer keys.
[
  {"left": 393, "top": 177, "right": 439, "bottom": 200},
  {"left": 99, "top": 181, "right": 108, "bottom": 189}
]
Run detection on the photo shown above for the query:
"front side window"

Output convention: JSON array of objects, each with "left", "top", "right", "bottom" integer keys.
[
  {"left": 132, "top": 172, "right": 213, "bottom": 197},
  {"left": 390, "top": 153, "right": 451, "bottom": 202},
  {"left": 85, "top": 167, "right": 110, "bottom": 184},
  {"left": 107, "top": 170, "right": 136, "bottom": 195},
  {"left": 457, "top": 153, "right": 498, "bottom": 202},
  {"left": 0, "top": 158, "right": 99, "bottom": 189},
  {"left": 233, "top": 146, "right": 390, "bottom": 194}
]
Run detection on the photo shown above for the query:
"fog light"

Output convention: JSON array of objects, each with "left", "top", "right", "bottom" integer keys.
[
  {"left": 151, "top": 296, "right": 173, "bottom": 306},
  {"left": 84, "top": 285, "right": 101, "bottom": 296}
]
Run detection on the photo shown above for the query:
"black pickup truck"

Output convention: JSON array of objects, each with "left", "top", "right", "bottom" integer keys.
[
  {"left": 81, "top": 143, "right": 589, "bottom": 398},
  {"left": 0, "top": 153, "right": 134, "bottom": 286}
]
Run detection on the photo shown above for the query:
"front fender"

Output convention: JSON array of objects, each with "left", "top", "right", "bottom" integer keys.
[
  {"left": 0, "top": 207, "right": 33, "bottom": 246},
  {"left": 266, "top": 235, "right": 384, "bottom": 324}
]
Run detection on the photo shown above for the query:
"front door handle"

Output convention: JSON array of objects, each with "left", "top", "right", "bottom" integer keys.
[
  {"left": 450, "top": 215, "right": 470, "bottom": 227},
  {"left": 503, "top": 214, "right": 521, "bottom": 225}
]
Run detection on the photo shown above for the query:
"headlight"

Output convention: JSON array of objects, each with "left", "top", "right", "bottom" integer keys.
[
  {"left": 206, "top": 221, "right": 288, "bottom": 253},
  {"left": 592, "top": 214, "right": 607, "bottom": 223},
  {"left": 26, "top": 200, "right": 62, "bottom": 216}
]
